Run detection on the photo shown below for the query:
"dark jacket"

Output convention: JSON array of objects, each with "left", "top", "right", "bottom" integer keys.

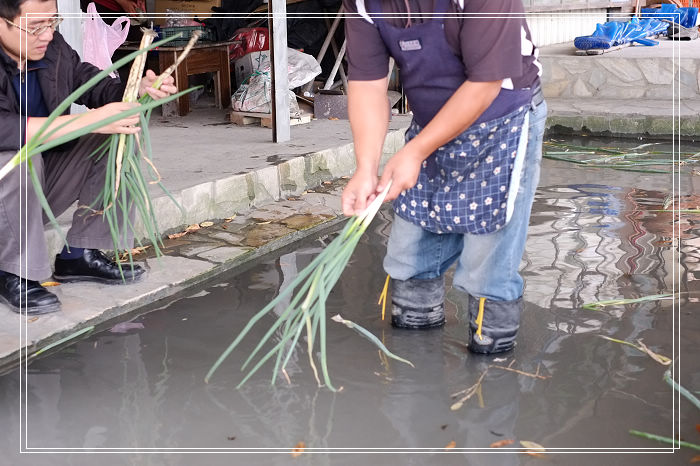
[{"left": 0, "top": 32, "right": 125, "bottom": 152}]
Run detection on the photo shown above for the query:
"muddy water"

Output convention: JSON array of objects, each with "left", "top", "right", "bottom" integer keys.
[{"left": 1, "top": 138, "right": 699, "bottom": 465}]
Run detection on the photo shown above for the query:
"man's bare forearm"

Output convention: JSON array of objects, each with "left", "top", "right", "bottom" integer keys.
[
  {"left": 406, "top": 80, "right": 502, "bottom": 160},
  {"left": 25, "top": 113, "right": 91, "bottom": 143},
  {"left": 348, "top": 79, "right": 390, "bottom": 176}
]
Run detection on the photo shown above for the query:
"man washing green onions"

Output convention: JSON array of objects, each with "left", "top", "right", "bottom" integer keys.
[
  {"left": 0, "top": 0, "right": 176, "bottom": 315},
  {"left": 341, "top": 0, "right": 547, "bottom": 354}
]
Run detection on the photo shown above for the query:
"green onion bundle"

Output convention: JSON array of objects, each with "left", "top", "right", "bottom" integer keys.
[
  {"left": 206, "top": 182, "right": 413, "bottom": 391},
  {"left": 88, "top": 30, "right": 202, "bottom": 274}
]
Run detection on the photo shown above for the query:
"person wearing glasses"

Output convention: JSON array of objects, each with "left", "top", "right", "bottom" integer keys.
[
  {"left": 341, "top": 0, "right": 546, "bottom": 354},
  {"left": 0, "top": 0, "right": 177, "bottom": 315}
]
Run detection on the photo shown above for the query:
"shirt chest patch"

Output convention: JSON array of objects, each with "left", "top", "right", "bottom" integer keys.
[{"left": 398, "top": 39, "right": 422, "bottom": 51}]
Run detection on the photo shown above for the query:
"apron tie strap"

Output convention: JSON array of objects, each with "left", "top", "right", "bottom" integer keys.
[
  {"left": 475, "top": 297, "right": 487, "bottom": 340},
  {"left": 378, "top": 274, "right": 391, "bottom": 320}
]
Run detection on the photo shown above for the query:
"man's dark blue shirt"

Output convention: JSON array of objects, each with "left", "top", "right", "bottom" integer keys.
[{"left": 11, "top": 60, "right": 49, "bottom": 118}]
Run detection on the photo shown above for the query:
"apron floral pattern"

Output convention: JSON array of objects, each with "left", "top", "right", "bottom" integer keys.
[{"left": 395, "top": 104, "right": 530, "bottom": 235}]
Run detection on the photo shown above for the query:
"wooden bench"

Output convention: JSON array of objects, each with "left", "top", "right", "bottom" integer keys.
[{"left": 157, "top": 41, "right": 232, "bottom": 117}]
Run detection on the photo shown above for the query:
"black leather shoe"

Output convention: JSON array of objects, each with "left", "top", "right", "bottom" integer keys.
[
  {"left": 0, "top": 273, "right": 61, "bottom": 315},
  {"left": 54, "top": 249, "right": 145, "bottom": 284}
]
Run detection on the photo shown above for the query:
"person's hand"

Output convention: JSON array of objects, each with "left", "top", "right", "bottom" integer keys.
[
  {"left": 115, "top": 0, "right": 142, "bottom": 14},
  {"left": 341, "top": 170, "right": 379, "bottom": 217},
  {"left": 90, "top": 102, "right": 141, "bottom": 135},
  {"left": 376, "top": 144, "right": 425, "bottom": 202},
  {"left": 138, "top": 70, "right": 178, "bottom": 100}
]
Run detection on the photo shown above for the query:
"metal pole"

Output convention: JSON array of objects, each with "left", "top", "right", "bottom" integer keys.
[
  {"left": 303, "top": 6, "right": 344, "bottom": 95},
  {"left": 324, "top": 14, "right": 349, "bottom": 92},
  {"left": 323, "top": 39, "right": 346, "bottom": 90},
  {"left": 269, "top": 0, "right": 290, "bottom": 143}
]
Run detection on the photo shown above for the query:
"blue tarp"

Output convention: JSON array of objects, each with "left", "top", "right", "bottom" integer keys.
[
  {"left": 641, "top": 4, "right": 698, "bottom": 28},
  {"left": 574, "top": 5, "right": 698, "bottom": 50}
]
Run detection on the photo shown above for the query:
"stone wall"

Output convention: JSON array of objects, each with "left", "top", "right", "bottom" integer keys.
[{"left": 540, "top": 55, "right": 700, "bottom": 100}]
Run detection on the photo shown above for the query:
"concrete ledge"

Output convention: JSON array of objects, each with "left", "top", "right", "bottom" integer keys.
[{"left": 546, "top": 98, "right": 700, "bottom": 138}]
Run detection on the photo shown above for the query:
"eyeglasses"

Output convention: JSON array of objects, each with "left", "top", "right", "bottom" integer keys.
[{"left": 4, "top": 16, "right": 63, "bottom": 36}]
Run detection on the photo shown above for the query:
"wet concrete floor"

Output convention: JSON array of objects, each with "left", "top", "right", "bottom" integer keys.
[{"left": 1, "top": 137, "right": 699, "bottom": 465}]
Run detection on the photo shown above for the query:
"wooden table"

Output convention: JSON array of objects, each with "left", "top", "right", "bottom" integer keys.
[
  {"left": 158, "top": 41, "right": 232, "bottom": 116},
  {"left": 121, "top": 41, "right": 232, "bottom": 117}
]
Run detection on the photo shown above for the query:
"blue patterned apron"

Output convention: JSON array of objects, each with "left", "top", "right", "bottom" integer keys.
[
  {"left": 368, "top": 0, "right": 532, "bottom": 234},
  {"left": 396, "top": 106, "right": 529, "bottom": 234}
]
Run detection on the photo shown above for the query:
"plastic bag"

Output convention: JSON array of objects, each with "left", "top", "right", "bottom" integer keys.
[
  {"left": 287, "top": 48, "right": 321, "bottom": 89},
  {"left": 234, "top": 48, "right": 320, "bottom": 90},
  {"left": 229, "top": 27, "right": 269, "bottom": 61},
  {"left": 231, "top": 71, "right": 300, "bottom": 116},
  {"left": 83, "top": 3, "right": 130, "bottom": 78}
]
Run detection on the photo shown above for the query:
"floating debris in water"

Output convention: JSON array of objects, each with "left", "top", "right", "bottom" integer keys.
[
  {"left": 450, "top": 369, "right": 488, "bottom": 411},
  {"left": 520, "top": 440, "right": 546, "bottom": 457},
  {"left": 542, "top": 141, "right": 700, "bottom": 174},
  {"left": 490, "top": 439, "right": 515, "bottom": 448},
  {"left": 598, "top": 336, "right": 671, "bottom": 366},
  {"left": 490, "top": 363, "right": 551, "bottom": 380},
  {"left": 582, "top": 293, "right": 673, "bottom": 311},
  {"left": 291, "top": 441, "right": 305, "bottom": 457},
  {"left": 109, "top": 322, "right": 145, "bottom": 334}
]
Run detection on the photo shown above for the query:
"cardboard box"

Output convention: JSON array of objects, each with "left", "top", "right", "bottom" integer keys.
[
  {"left": 233, "top": 50, "right": 270, "bottom": 88},
  {"left": 153, "top": 0, "right": 221, "bottom": 25}
]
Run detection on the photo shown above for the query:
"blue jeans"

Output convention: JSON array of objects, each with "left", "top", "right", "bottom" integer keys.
[{"left": 384, "top": 100, "right": 548, "bottom": 301}]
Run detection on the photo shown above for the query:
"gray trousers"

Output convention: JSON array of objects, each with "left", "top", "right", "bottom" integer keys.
[{"left": 0, "top": 134, "right": 134, "bottom": 281}]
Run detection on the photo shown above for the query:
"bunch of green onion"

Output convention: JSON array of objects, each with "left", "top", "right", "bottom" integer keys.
[
  {"left": 206, "top": 181, "right": 414, "bottom": 391},
  {"left": 90, "top": 30, "right": 202, "bottom": 274}
]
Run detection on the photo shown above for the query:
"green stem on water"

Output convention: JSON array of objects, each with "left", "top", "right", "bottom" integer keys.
[
  {"left": 629, "top": 430, "right": 700, "bottom": 450},
  {"left": 32, "top": 326, "right": 95, "bottom": 357},
  {"left": 664, "top": 369, "right": 700, "bottom": 410}
]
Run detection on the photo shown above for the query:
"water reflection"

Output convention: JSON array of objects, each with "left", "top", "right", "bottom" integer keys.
[{"left": 0, "top": 139, "right": 699, "bottom": 464}]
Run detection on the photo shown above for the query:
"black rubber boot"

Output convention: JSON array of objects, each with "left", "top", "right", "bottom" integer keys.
[
  {"left": 467, "top": 295, "right": 523, "bottom": 354},
  {"left": 391, "top": 276, "right": 445, "bottom": 329}
]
